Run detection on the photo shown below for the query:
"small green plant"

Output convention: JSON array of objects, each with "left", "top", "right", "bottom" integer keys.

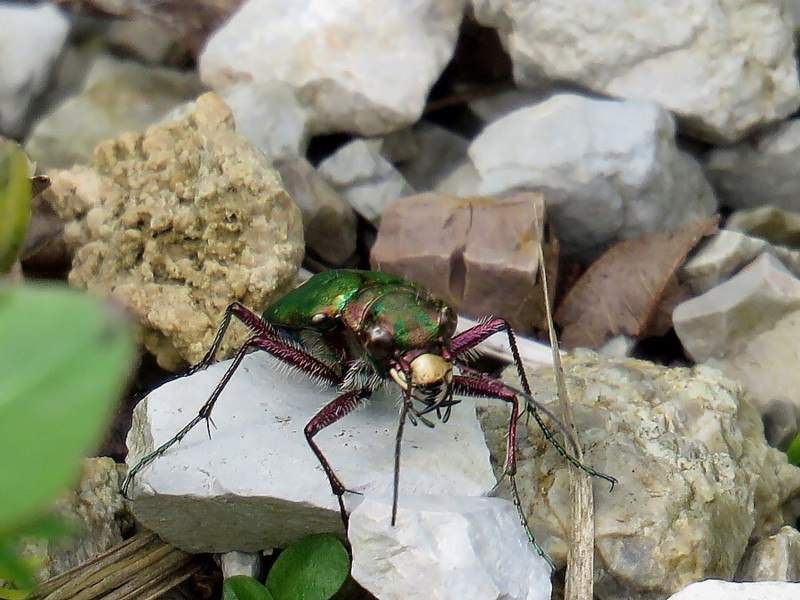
[
  {"left": 0, "top": 142, "right": 32, "bottom": 274},
  {"left": 786, "top": 431, "right": 800, "bottom": 466},
  {"left": 222, "top": 534, "right": 350, "bottom": 600},
  {"left": 0, "top": 284, "right": 136, "bottom": 597}
]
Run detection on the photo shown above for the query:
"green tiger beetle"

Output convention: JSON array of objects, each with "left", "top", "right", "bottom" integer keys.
[{"left": 122, "top": 269, "right": 615, "bottom": 569}]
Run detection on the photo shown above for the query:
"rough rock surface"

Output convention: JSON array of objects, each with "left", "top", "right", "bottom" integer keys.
[
  {"left": 726, "top": 206, "right": 800, "bottom": 248},
  {"left": 200, "top": 0, "right": 467, "bottom": 136},
  {"left": 0, "top": 2, "right": 70, "bottom": 138},
  {"left": 371, "top": 192, "right": 544, "bottom": 332},
  {"left": 736, "top": 526, "right": 800, "bottom": 581},
  {"left": 666, "top": 579, "right": 800, "bottom": 600},
  {"left": 349, "top": 495, "right": 552, "bottom": 600},
  {"left": 681, "top": 229, "right": 800, "bottom": 293},
  {"left": 705, "top": 119, "right": 800, "bottom": 211},
  {"left": 471, "top": 0, "right": 800, "bottom": 143},
  {"left": 468, "top": 94, "right": 717, "bottom": 262},
  {"left": 25, "top": 56, "right": 204, "bottom": 169},
  {"left": 273, "top": 156, "right": 357, "bottom": 266},
  {"left": 125, "top": 353, "right": 497, "bottom": 552},
  {"left": 318, "top": 139, "right": 413, "bottom": 226},
  {"left": 47, "top": 92, "right": 303, "bottom": 370},
  {"left": 479, "top": 353, "right": 800, "bottom": 599},
  {"left": 16, "top": 458, "right": 129, "bottom": 580},
  {"left": 673, "top": 253, "right": 800, "bottom": 363}
]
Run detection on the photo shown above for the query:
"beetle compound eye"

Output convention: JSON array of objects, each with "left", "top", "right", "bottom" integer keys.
[{"left": 365, "top": 326, "right": 393, "bottom": 358}]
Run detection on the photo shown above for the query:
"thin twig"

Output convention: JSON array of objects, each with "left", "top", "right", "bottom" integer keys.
[{"left": 536, "top": 211, "right": 595, "bottom": 599}]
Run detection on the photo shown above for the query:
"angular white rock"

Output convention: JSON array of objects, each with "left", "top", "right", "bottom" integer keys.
[
  {"left": 469, "top": 94, "right": 717, "bottom": 262},
  {"left": 705, "top": 120, "right": 800, "bottom": 212},
  {"left": 218, "top": 551, "right": 263, "bottom": 580},
  {"left": 673, "top": 253, "right": 800, "bottom": 362},
  {"left": 472, "top": 0, "right": 800, "bottom": 143},
  {"left": 736, "top": 525, "right": 800, "bottom": 581},
  {"left": 666, "top": 579, "right": 800, "bottom": 600},
  {"left": 125, "top": 353, "right": 496, "bottom": 552},
  {"left": 349, "top": 495, "right": 552, "bottom": 600},
  {"left": 200, "top": 0, "right": 466, "bottom": 136},
  {"left": 318, "top": 139, "right": 414, "bottom": 225},
  {"left": 397, "top": 122, "right": 470, "bottom": 193},
  {"left": 0, "top": 2, "right": 70, "bottom": 137},
  {"left": 219, "top": 81, "right": 310, "bottom": 160}
]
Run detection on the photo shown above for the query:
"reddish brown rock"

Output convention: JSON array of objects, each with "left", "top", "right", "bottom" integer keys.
[{"left": 371, "top": 192, "right": 545, "bottom": 332}]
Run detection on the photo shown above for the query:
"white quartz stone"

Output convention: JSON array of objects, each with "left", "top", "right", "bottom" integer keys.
[
  {"left": 349, "top": 495, "right": 552, "bottom": 600},
  {"left": 125, "top": 353, "right": 497, "bottom": 552}
]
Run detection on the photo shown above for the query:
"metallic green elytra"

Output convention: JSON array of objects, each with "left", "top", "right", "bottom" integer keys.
[{"left": 264, "top": 270, "right": 457, "bottom": 387}]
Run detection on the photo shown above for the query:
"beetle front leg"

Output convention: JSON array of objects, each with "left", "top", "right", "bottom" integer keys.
[
  {"left": 304, "top": 389, "right": 372, "bottom": 530},
  {"left": 452, "top": 373, "right": 557, "bottom": 571},
  {"left": 452, "top": 319, "right": 617, "bottom": 489},
  {"left": 188, "top": 302, "right": 280, "bottom": 375},
  {"left": 122, "top": 333, "right": 343, "bottom": 498}
]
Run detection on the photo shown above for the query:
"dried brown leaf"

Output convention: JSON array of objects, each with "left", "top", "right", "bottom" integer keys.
[{"left": 555, "top": 216, "right": 719, "bottom": 349}]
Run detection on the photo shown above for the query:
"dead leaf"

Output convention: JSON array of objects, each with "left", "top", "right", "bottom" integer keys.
[{"left": 555, "top": 216, "right": 720, "bottom": 349}]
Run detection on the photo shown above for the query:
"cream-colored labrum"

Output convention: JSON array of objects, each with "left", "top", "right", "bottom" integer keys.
[{"left": 389, "top": 353, "right": 453, "bottom": 407}]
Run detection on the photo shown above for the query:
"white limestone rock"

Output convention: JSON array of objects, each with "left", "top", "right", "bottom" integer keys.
[
  {"left": 673, "top": 253, "right": 800, "bottom": 363},
  {"left": 483, "top": 354, "right": 800, "bottom": 599},
  {"left": 349, "top": 495, "right": 552, "bottom": 600},
  {"left": 705, "top": 120, "right": 800, "bottom": 212},
  {"left": 471, "top": 0, "right": 800, "bottom": 143},
  {"left": 318, "top": 139, "right": 414, "bottom": 225},
  {"left": 125, "top": 353, "right": 497, "bottom": 552},
  {"left": 0, "top": 2, "right": 70, "bottom": 137},
  {"left": 667, "top": 580, "right": 800, "bottom": 600},
  {"left": 469, "top": 94, "right": 717, "bottom": 262},
  {"left": 736, "top": 526, "right": 800, "bottom": 581},
  {"left": 218, "top": 81, "right": 310, "bottom": 161},
  {"left": 25, "top": 56, "right": 204, "bottom": 169},
  {"left": 705, "top": 309, "right": 800, "bottom": 429},
  {"left": 273, "top": 156, "right": 357, "bottom": 266},
  {"left": 200, "top": 0, "right": 467, "bottom": 136},
  {"left": 397, "top": 122, "right": 470, "bottom": 193}
]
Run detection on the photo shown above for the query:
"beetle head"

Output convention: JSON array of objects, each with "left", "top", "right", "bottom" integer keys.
[{"left": 389, "top": 351, "right": 454, "bottom": 409}]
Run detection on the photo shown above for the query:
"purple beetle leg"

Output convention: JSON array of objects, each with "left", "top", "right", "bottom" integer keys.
[
  {"left": 449, "top": 316, "right": 532, "bottom": 396},
  {"left": 122, "top": 333, "right": 343, "bottom": 498},
  {"left": 451, "top": 373, "right": 559, "bottom": 571},
  {"left": 189, "top": 302, "right": 283, "bottom": 375},
  {"left": 452, "top": 374, "right": 520, "bottom": 477},
  {"left": 304, "top": 389, "right": 372, "bottom": 530}
]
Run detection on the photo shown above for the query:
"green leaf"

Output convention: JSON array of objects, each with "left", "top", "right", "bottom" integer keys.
[
  {"left": 266, "top": 535, "right": 349, "bottom": 600},
  {"left": 0, "top": 284, "right": 135, "bottom": 531},
  {"left": 223, "top": 575, "right": 274, "bottom": 600},
  {"left": 0, "top": 588, "right": 30, "bottom": 600},
  {"left": 0, "top": 538, "right": 35, "bottom": 592},
  {"left": 787, "top": 430, "right": 800, "bottom": 466},
  {"left": 0, "top": 143, "right": 32, "bottom": 274}
]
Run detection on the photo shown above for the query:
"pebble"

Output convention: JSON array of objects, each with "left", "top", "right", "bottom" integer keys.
[
  {"left": 349, "top": 495, "right": 552, "bottom": 600},
  {"left": 736, "top": 526, "right": 800, "bottom": 581},
  {"left": 371, "top": 192, "right": 544, "bottom": 332},
  {"left": 25, "top": 55, "right": 204, "bottom": 169},
  {"left": 124, "top": 352, "right": 496, "bottom": 552},
  {"left": 199, "top": 0, "right": 466, "bottom": 136},
  {"left": 666, "top": 579, "right": 800, "bottom": 600},
  {"left": 471, "top": 0, "right": 800, "bottom": 143},
  {"left": 469, "top": 93, "right": 717, "bottom": 262},
  {"left": 705, "top": 120, "right": 800, "bottom": 212},
  {"left": 318, "top": 138, "right": 414, "bottom": 226},
  {"left": 46, "top": 92, "right": 303, "bottom": 370},
  {"left": 673, "top": 253, "right": 800, "bottom": 363},
  {"left": 0, "top": 2, "right": 70, "bottom": 138},
  {"left": 483, "top": 353, "right": 800, "bottom": 599},
  {"left": 273, "top": 156, "right": 357, "bottom": 266}
]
